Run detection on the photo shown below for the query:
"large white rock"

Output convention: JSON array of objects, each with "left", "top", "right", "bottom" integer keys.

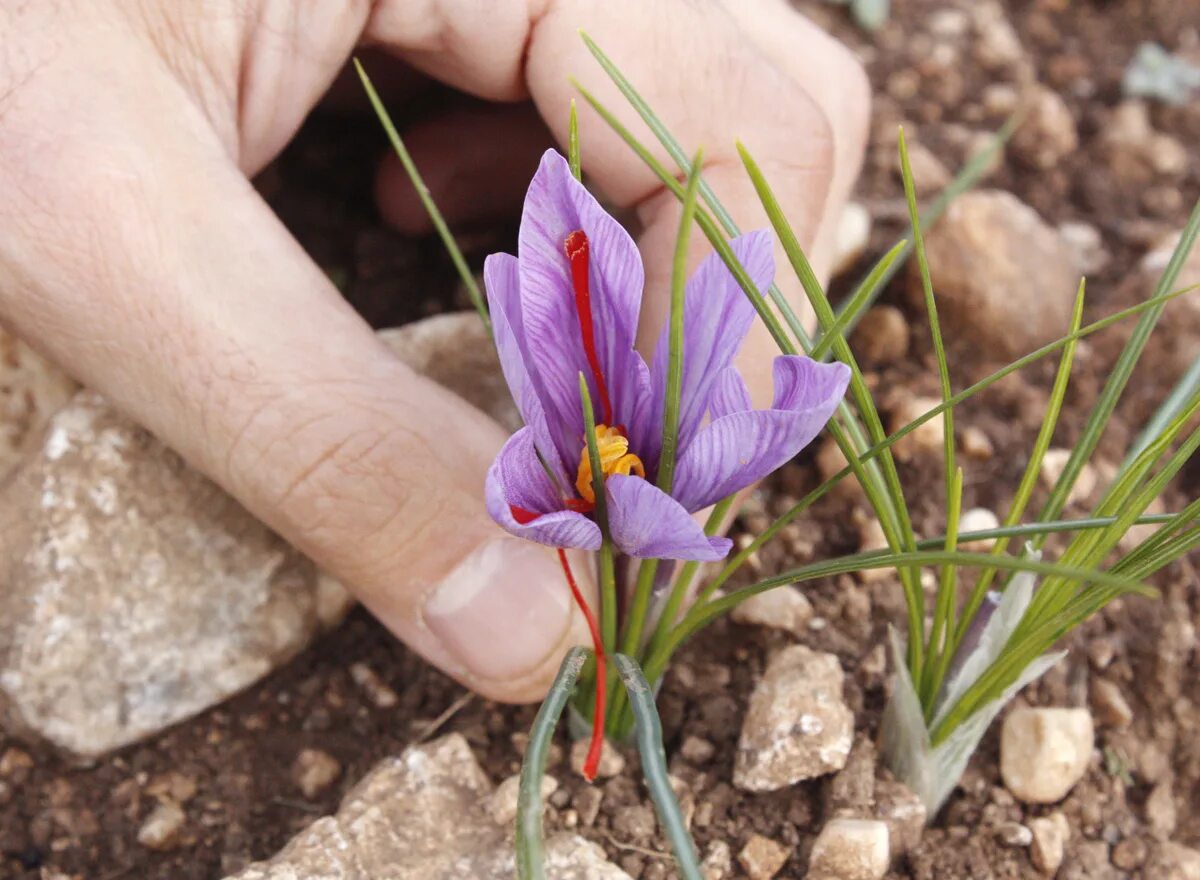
[
  {"left": 1000, "top": 707, "right": 1094, "bottom": 804},
  {"left": 734, "top": 645, "right": 854, "bottom": 791},
  {"left": 225, "top": 734, "right": 630, "bottom": 880},
  {"left": 0, "top": 313, "right": 513, "bottom": 758},
  {"left": 807, "top": 818, "right": 889, "bottom": 880}
]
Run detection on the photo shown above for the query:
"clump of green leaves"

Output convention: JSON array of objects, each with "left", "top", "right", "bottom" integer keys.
[{"left": 1123, "top": 42, "right": 1200, "bottom": 106}]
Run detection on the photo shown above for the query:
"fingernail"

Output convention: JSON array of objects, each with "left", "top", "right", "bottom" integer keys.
[{"left": 423, "top": 538, "right": 574, "bottom": 682}]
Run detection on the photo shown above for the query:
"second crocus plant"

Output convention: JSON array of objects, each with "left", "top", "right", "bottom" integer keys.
[{"left": 484, "top": 150, "right": 849, "bottom": 777}]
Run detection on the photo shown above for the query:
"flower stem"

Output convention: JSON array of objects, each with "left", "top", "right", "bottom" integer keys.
[{"left": 557, "top": 550, "right": 605, "bottom": 781}]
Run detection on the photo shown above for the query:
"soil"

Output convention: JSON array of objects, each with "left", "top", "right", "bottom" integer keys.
[{"left": 3, "top": 1, "right": 1200, "bottom": 878}]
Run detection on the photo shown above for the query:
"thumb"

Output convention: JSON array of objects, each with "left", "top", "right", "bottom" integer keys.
[{"left": 0, "top": 37, "right": 590, "bottom": 702}]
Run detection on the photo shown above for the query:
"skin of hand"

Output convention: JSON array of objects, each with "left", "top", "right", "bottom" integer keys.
[{"left": 0, "top": 0, "right": 868, "bottom": 702}]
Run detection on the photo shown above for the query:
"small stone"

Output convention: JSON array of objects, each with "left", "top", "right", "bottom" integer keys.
[
  {"left": 349, "top": 663, "right": 399, "bottom": 709},
  {"left": 911, "top": 190, "right": 1077, "bottom": 358},
  {"left": 731, "top": 587, "right": 814, "bottom": 635},
  {"left": 960, "top": 426, "right": 995, "bottom": 460},
  {"left": 702, "top": 840, "right": 733, "bottom": 880},
  {"left": 680, "top": 736, "right": 717, "bottom": 765},
  {"left": 1040, "top": 448, "right": 1097, "bottom": 506},
  {"left": 569, "top": 737, "right": 625, "bottom": 779},
  {"left": 873, "top": 778, "right": 926, "bottom": 858},
  {"left": 833, "top": 202, "right": 872, "bottom": 277},
  {"left": 889, "top": 395, "right": 945, "bottom": 460},
  {"left": 808, "top": 818, "right": 889, "bottom": 880},
  {"left": 738, "top": 834, "right": 791, "bottom": 880},
  {"left": 488, "top": 773, "right": 556, "bottom": 826},
  {"left": 816, "top": 439, "right": 865, "bottom": 499},
  {"left": 613, "top": 804, "right": 657, "bottom": 842},
  {"left": 1103, "top": 101, "right": 1189, "bottom": 183},
  {"left": 145, "top": 771, "right": 198, "bottom": 804},
  {"left": 1111, "top": 837, "right": 1149, "bottom": 871},
  {"left": 851, "top": 306, "right": 910, "bottom": 366},
  {"left": 983, "top": 83, "right": 1020, "bottom": 116},
  {"left": 855, "top": 516, "right": 892, "bottom": 585},
  {"left": 1000, "top": 707, "right": 1094, "bottom": 804},
  {"left": 1029, "top": 813, "right": 1068, "bottom": 875},
  {"left": 734, "top": 645, "right": 854, "bottom": 791},
  {"left": 973, "top": 6, "right": 1025, "bottom": 71},
  {"left": 1146, "top": 842, "right": 1200, "bottom": 879},
  {"left": 959, "top": 508, "right": 1000, "bottom": 550},
  {"left": 1012, "top": 84, "right": 1078, "bottom": 169},
  {"left": 1146, "top": 780, "right": 1177, "bottom": 838},
  {"left": 1090, "top": 678, "right": 1133, "bottom": 728},
  {"left": 292, "top": 748, "right": 341, "bottom": 799},
  {"left": 137, "top": 801, "right": 186, "bottom": 851},
  {"left": 996, "top": 821, "right": 1033, "bottom": 847},
  {"left": 573, "top": 786, "right": 604, "bottom": 827},
  {"left": 1059, "top": 221, "right": 1109, "bottom": 276}
]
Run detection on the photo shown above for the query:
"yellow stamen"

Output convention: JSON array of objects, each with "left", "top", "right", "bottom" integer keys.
[{"left": 576, "top": 424, "right": 646, "bottom": 503}]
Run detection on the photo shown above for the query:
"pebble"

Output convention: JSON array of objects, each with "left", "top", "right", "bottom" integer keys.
[
  {"left": 1012, "top": 84, "right": 1078, "bottom": 169},
  {"left": 808, "top": 818, "right": 890, "bottom": 880},
  {"left": 489, "top": 773, "right": 556, "bottom": 826},
  {"left": 911, "top": 190, "right": 1078, "bottom": 358},
  {"left": 982, "top": 83, "right": 1020, "bottom": 116},
  {"left": 680, "top": 736, "right": 717, "bottom": 765},
  {"left": 569, "top": 736, "right": 625, "bottom": 779},
  {"left": 958, "top": 508, "right": 1000, "bottom": 550},
  {"left": 738, "top": 834, "right": 791, "bottom": 880},
  {"left": 613, "top": 804, "right": 658, "bottom": 842},
  {"left": 1103, "top": 101, "right": 1189, "bottom": 183},
  {"left": 292, "top": 748, "right": 341, "bottom": 799},
  {"left": 702, "top": 840, "right": 733, "bottom": 880},
  {"left": 731, "top": 587, "right": 814, "bottom": 636},
  {"left": 873, "top": 778, "right": 927, "bottom": 858},
  {"left": 850, "top": 306, "right": 910, "bottom": 366},
  {"left": 1058, "top": 221, "right": 1109, "bottom": 276},
  {"left": 1090, "top": 678, "right": 1133, "bottom": 728},
  {"left": 816, "top": 439, "right": 865, "bottom": 499},
  {"left": 1146, "top": 780, "right": 1177, "bottom": 838},
  {"left": 137, "top": 801, "right": 187, "bottom": 851},
  {"left": 1000, "top": 707, "right": 1094, "bottom": 803},
  {"left": 1147, "top": 842, "right": 1200, "bottom": 879},
  {"left": 733, "top": 645, "right": 854, "bottom": 791},
  {"left": 349, "top": 663, "right": 399, "bottom": 709},
  {"left": 996, "top": 821, "right": 1033, "bottom": 847},
  {"left": 960, "top": 425, "right": 995, "bottom": 460},
  {"left": 855, "top": 516, "right": 892, "bottom": 585},
  {"left": 833, "top": 202, "right": 872, "bottom": 277},
  {"left": 889, "top": 395, "right": 945, "bottom": 460},
  {"left": 972, "top": 5, "right": 1025, "bottom": 72},
  {"left": 1029, "top": 813, "right": 1068, "bottom": 875},
  {"left": 1039, "top": 448, "right": 1097, "bottom": 506},
  {"left": 1111, "top": 836, "right": 1149, "bottom": 871}
]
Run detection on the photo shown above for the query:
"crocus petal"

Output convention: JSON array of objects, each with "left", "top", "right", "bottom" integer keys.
[
  {"left": 484, "top": 252, "right": 568, "bottom": 482},
  {"left": 605, "top": 474, "right": 732, "bottom": 561},
  {"left": 644, "top": 231, "right": 771, "bottom": 461},
  {"left": 672, "top": 356, "right": 851, "bottom": 511},
  {"left": 708, "top": 367, "right": 753, "bottom": 420},
  {"left": 485, "top": 428, "right": 601, "bottom": 550},
  {"left": 518, "top": 150, "right": 650, "bottom": 463}
]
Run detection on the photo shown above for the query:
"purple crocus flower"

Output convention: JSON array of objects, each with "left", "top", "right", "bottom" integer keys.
[{"left": 484, "top": 150, "right": 850, "bottom": 562}]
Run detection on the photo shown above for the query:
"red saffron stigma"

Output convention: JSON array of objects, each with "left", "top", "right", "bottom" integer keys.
[
  {"left": 509, "top": 505, "right": 540, "bottom": 524},
  {"left": 565, "top": 230, "right": 614, "bottom": 426},
  {"left": 556, "top": 548, "right": 606, "bottom": 783}
]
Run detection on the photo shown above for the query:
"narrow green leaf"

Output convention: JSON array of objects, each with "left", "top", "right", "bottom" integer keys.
[
  {"left": 579, "top": 373, "right": 618, "bottom": 652},
  {"left": 812, "top": 239, "right": 908, "bottom": 361},
  {"left": 568, "top": 99, "right": 582, "bottom": 181},
  {"left": 1126, "top": 352, "right": 1200, "bottom": 465},
  {"left": 353, "top": 59, "right": 491, "bottom": 334}
]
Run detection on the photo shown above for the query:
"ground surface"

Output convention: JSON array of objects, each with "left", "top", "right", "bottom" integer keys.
[{"left": 3, "top": 1, "right": 1200, "bottom": 877}]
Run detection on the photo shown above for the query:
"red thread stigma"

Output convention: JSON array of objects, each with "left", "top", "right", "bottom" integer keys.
[
  {"left": 509, "top": 505, "right": 540, "bottom": 524},
  {"left": 565, "top": 230, "right": 614, "bottom": 426},
  {"left": 556, "top": 548, "right": 606, "bottom": 783}
]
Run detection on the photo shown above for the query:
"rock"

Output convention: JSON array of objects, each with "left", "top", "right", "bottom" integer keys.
[
  {"left": 1089, "top": 678, "right": 1133, "bottom": 728},
  {"left": 958, "top": 508, "right": 1000, "bottom": 550},
  {"left": 1029, "top": 813, "right": 1068, "bottom": 875},
  {"left": 348, "top": 663, "right": 399, "bottom": 709},
  {"left": 569, "top": 737, "right": 624, "bottom": 779},
  {"left": 701, "top": 840, "right": 733, "bottom": 880},
  {"left": 1012, "top": 85, "right": 1078, "bottom": 170},
  {"left": 0, "top": 329, "right": 78, "bottom": 480},
  {"left": 960, "top": 425, "right": 994, "bottom": 460},
  {"left": 910, "top": 190, "right": 1078, "bottom": 358},
  {"left": 680, "top": 736, "right": 717, "bottom": 765},
  {"left": 734, "top": 645, "right": 854, "bottom": 791},
  {"left": 613, "top": 803, "right": 657, "bottom": 842},
  {"left": 873, "top": 778, "right": 926, "bottom": 858},
  {"left": 489, "top": 773, "right": 556, "bottom": 827},
  {"left": 850, "top": 306, "right": 910, "bottom": 366},
  {"left": 983, "top": 83, "right": 1020, "bottom": 117},
  {"left": 995, "top": 821, "right": 1032, "bottom": 847},
  {"left": 833, "top": 202, "right": 872, "bottom": 277},
  {"left": 1146, "top": 780, "right": 1177, "bottom": 838},
  {"left": 889, "top": 395, "right": 945, "bottom": 461},
  {"left": 1058, "top": 221, "right": 1109, "bottom": 276},
  {"left": 971, "top": 3, "right": 1025, "bottom": 72},
  {"left": 1111, "top": 837, "right": 1149, "bottom": 871},
  {"left": 1102, "top": 101, "right": 1189, "bottom": 183},
  {"left": 0, "top": 392, "right": 354, "bottom": 758},
  {"left": 0, "top": 315, "right": 508, "bottom": 759},
  {"left": 1146, "top": 842, "right": 1200, "bottom": 880},
  {"left": 738, "top": 834, "right": 791, "bottom": 880},
  {"left": 225, "top": 734, "right": 630, "bottom": 880},
  {"left": 377, "top": 313, "right": 521, "bottom": 432},
  {"left": 816, "top": 439, "right": 865, "bottom": 500},
  {"left": 731, "top": 587, "right": 814, "bottom": 636},
  {"left": 808, "top": 818, "right": 889, "bottom": 880},
  {"left": 292, "top": 749, "right": 342, "bottom": 800},
  {"left": 1039, "top": 447, "right": 1097, "bottom": 506},
  {"left": 1000, "top": 707, "right": 1094, "bottom": 804},
  {"left": 137, "top": 801, "right": 187, "bottom": 851}
]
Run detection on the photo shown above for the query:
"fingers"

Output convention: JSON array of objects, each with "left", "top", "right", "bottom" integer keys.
[{"left": 0, "top": 23, "right": 592, "bottom": 703}]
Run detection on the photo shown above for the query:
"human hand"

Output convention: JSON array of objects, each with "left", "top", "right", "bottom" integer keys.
[{"left": 0, "top": 0, "right": 868, "bottom": 701}]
